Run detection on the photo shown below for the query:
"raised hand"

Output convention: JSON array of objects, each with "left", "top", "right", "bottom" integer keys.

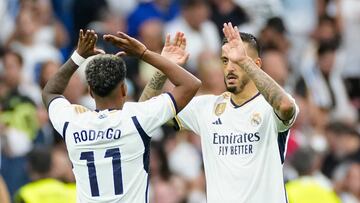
[
  {"left": 161, "top": 32, "right": 189, "bottom": 66},
  {"left": 103, "top": 32, "right": 147, "bottom": 58},
  {"left": 222, "top": 22, "right": 248, "bottom": 63},
  {"left": 76, "top": 29, "right": 105, "bottom": 58}
]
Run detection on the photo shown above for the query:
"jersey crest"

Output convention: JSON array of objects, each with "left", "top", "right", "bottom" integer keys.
[{"left": 250, "top": 112, "right": 262, "bottom": 126}]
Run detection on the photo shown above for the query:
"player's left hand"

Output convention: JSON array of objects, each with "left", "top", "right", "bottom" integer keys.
[
  {"left": 222, "top": 22, "right": 248, "bottom": 63},
  {"left": 76, "top": 29, "right": 105, "bottom": 58},
  {"left": 103, "top": 32, "right": 147, "bottom": 58},
  {"left": 161, "top": 32, "right": 189, "bottom": 66}
]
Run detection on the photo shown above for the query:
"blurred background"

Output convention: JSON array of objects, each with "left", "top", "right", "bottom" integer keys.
[{"left": 0, "top": 0, "right": 359, "bottom": 202}]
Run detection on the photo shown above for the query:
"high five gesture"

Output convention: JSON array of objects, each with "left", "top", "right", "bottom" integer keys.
[{"left": 222, "top": 22, "right": 297, "bottom": 124}]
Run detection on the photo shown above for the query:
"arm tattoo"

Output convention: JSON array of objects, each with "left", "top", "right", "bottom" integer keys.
[
  {"left": 239, "top": 59, "right": 295, "bottom": 121},
  {"left": 138, "top": 71, "right": 167, "bottom": 102},
  {"left": 148, "top": 71, "right": 167, "bottom": 90}
]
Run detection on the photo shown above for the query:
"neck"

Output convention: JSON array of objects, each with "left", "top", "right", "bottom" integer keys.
[
  {"left": 95, "top": 97, "right": 125, "bottom": 111},
  {"left": 230, "top": 81, "right": 258, "bottom": 106}
]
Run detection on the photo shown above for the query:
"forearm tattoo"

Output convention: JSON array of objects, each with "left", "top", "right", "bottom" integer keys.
[
  {"left": 148, "top": 71, "right": 167, "bottom": 90},
  {"left": 240, "top": 59, "right": 294, "bottom": 120},
  {"left": 139, "top": 71, "right": 167, "bottom": 102}
]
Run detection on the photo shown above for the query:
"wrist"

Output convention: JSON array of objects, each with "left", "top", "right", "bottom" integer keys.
[
  {"left": 236, "top": 56, "right": 253, "bottom": 67},
  {"left": 71, "top": 50, "right": 86, "bottom": 66},
  {"left": 139, "top": 48, "right": 148, "bottom": 60}
]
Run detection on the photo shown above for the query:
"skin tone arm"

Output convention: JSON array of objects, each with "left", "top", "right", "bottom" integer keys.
[
  {"left": 42, "top": 29, "right": 104, "bottom": 107},
  {"left": 138, "top": 32, "right": 189, "bottom": 102},
  {"left": 222, "top": 22, "right": 296, "bottom": 123},
  {"left": 0, "top": 175, "right": 10, "bottom": 203},
  {"left": 104, "top": 32, "right": 200, "bottom": 112}
]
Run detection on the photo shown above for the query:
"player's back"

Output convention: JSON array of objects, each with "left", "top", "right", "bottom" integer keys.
[
  {"left": 66, "top": 106, "right": 149, "bottom": 203},
  {"left": 48, "top": 93, "right": 177, "bottom": 203}
]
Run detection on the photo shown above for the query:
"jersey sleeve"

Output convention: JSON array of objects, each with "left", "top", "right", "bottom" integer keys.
[
  {"left": 272, "top": 94, "right": 299, "bottom": 132},
  {"left": 173, "top": 96, "right": 203, "bottom": 135},
  {"left": 48, "top": 97, "right": 76, "bottom": 138},
  {"left": 131, "top": 93, "right": 178, "bottom": 135}
]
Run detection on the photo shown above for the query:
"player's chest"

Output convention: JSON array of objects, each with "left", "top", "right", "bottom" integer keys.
[
  {"left": 203, "top": 103, "right": 267, "bottom": 133},
  {"left": 200, "top": 104, "right": 271, "bottom": 157}
]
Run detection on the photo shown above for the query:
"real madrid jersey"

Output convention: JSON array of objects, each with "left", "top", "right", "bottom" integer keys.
[
  {"left": 48, "top": 93, "right": 177, "bottom": 203},
  {"left": 174, "top": 92, "right": 299, "bottom": 203}
]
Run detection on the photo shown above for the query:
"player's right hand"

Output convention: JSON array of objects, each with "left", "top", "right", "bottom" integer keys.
[
  {"left": 103, "top": 32, "right": 147, "bottom": 58},
  {"left": 161, "top": 32, "right": 189, "bottom": 66},
  {"left": 76, "top": 29, "right": 105, "bottom": 58},
  {"left": 222, "top": 22, "right": 248, "bottom": 64}
]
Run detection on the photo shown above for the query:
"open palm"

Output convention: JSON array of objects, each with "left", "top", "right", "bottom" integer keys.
[
  {"left": 161, "top": 32, "right": 189, "bottom": 66},
  {"left": 222, "top": 23, "right": 248, "bottom": 63}
]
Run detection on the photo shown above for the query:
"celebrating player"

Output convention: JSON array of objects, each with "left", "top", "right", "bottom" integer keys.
[
  {"left": 42, "top": 29, "right": 200, "bottom": 202},
  {"left": 140, "top": 22, "right": 299, "bottom": 202}
]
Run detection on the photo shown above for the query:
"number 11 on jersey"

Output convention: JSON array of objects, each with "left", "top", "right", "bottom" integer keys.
[{"left": 80, "top": 148, "right": 123, "bottom": 196}]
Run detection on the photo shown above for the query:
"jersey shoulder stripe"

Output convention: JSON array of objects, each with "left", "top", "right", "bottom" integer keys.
[{"left": 131, "top": 116, "right": 151, "bottom": 173}]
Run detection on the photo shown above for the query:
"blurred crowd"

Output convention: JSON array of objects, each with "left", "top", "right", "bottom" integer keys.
[{"left": 0, "top": 0, "right": 359, "bottom": 202}]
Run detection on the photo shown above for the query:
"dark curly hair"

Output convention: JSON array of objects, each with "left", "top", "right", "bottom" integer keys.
[{"left": 85, "top": 54, "right": 126, "bottom": 97}]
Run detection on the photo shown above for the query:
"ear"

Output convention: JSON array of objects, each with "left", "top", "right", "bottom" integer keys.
[
  {"left": 255, "top": 58, "right": 262, "bottom": 68},
  {"left": 121, "top": 82, "right": 127, "bottom": 97},
  {"left": 88, "top": 87, "right": 94, "bottom": 98}
]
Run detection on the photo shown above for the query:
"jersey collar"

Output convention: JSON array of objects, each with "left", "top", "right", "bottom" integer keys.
[
  {"left": 230, "top": 92, "right": 260, "bottom": 108},
  {"left": 94, "top": 108, "right": 118, "bottom": 112}
]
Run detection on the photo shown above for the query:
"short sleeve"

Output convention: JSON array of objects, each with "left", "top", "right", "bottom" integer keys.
[
  {"left": 130, "top": 93, "right": 178, "bottom": 135},
  {"left": 48, "top": 97, "right": 76, "bottom": 137},
  {"left": 272, "top": 95, "right": 299, "bottom": 132},
  {"left": 173, "top": 96, "right": 203, "bottom": 135}
]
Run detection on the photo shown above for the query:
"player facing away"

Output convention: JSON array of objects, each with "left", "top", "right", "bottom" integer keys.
[
  {"left": 42, "top": 29, "right": 201, "bottom": 203},
  {"left": 140, "top": 23, "right": 299, "bottom": 202}
]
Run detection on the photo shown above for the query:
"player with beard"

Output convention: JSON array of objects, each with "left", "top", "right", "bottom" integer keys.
[{"left": 140, "top": 22, "right": 299, "bottom": 203}]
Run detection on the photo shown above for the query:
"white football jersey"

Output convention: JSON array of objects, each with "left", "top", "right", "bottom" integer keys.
[
  {"left": 48, "top": 93, "right": 177, "bottom": 203},
  {"left": 174, "top": 92, "right": 299, "bottom": 203}
]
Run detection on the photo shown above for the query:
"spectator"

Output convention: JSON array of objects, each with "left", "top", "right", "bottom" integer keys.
[
  {"left": 299, "top": 15, "right": 341, "bottom": 82},
  {"left": 127, "top": 0, "right": 179, "bottom": 37},
  {"left": 35, "top": 61, "right": 61, "bottom": 146},
  {"left": 322, "top": 122, "right": 360, "bottom": 179},
  {"left": 197, "top": 51, "right": 225, "bottom": 95},
  {"left": 164, "top": 0, "right": 220, "bottom": 73},
  {"left": 259, "top": 17, "right": 289, "bottom": 55},
  {"left": 72, "top": 0, "right": 108, "bottom": 46},
  {"left": 6, "top": 8, "right": 62, "bottom": 86},
  {"left": 32, "top": 0, "right": 69, "bottom": 48},
  {"left": 286, "top": 147, "right": 341, "bottom": 203},
  {"left": 336, "top": 163, "right": 360, "bottom": 203},
  {"left": 210, "top": 0, "right": 249, "bottom": 38},
  {"left": 302, "top": 41, "right": 357, "bottom": 123},
  {"left": 261, "top": 48, "right": 289, "bottom": 87},
  {"left": 14, "top": 147, "right": 75, "bottom": 203},
  {"left": 0, "top": 50, "right": 40, "bottom": 197},
  {"left": 150, "top": 141, "right": 184, "bottom": 203},
  {"left": 87, "top": 6, "right": 126, "bottom": 54}
]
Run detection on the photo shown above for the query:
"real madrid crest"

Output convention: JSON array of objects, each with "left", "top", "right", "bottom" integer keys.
[
  {"left": 214, "top": 103, "right": 226, "bottom": 116},
  {"left": 250, "top": 112, "right": 262, "bottom": 126}
]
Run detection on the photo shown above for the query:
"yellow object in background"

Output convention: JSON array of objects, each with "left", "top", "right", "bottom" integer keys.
[
  {"left": 14, "top": 178, "right": 76, "bottom": 203},
  {"left": 286, "top": 177, "right": 341, "bottom": 203}
]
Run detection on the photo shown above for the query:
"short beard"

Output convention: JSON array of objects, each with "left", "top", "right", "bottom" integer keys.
[{"left": 225, "top": 77, "right": 249, "bottom": 94}]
